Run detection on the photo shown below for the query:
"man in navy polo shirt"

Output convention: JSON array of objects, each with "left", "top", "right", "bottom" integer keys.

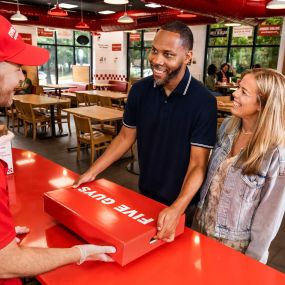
[{"left": 74, "top": 21, "right": 217, "bottom": 242}]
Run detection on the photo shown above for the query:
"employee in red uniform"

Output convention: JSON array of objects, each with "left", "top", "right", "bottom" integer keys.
[{"left": 0, "top": 16, "right": 115, "bottom": 285}]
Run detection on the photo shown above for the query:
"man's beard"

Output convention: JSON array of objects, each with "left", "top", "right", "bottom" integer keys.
[
  {"left": 0, "top": 87, "right": 14, "bottom": 107},
  {"left": 151, "top": 63, "right": 183, "bottom": 86}
]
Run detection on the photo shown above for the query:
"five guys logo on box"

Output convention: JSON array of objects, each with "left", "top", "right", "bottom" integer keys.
[{"left": 76, "top": 186, "right": 155, "bottom": 225}]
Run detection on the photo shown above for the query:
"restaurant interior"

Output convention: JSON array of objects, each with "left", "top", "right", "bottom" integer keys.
[{"left": 1, "top": 0, "right": 285, "bottom": 283}]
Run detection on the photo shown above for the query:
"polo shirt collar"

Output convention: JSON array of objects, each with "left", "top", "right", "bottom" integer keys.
[{"left": 153, "top": 68, "right": 192, "bottom": 96}]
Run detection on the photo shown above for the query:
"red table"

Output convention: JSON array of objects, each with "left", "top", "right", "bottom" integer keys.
[{"left": 8, "top": 148, "right": 285, "bottom": 285}]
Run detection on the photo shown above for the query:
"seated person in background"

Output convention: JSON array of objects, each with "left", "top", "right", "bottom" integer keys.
[
  {"left": 217, "top": 63, "right": 236, "bottom": 84},
  {"left": 205, "top": 64, "right": 221, "bottom": 96},
  {"left": 15, "top": 70, "right": 32, "bottom": 94},
  {"left": 197, "top": 68, "right": 285, "bottom": 264}
]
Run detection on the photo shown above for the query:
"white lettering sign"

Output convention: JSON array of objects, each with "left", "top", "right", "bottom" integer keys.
[{"left": 76, "top": 188, "right": 155, "bottom": 225}]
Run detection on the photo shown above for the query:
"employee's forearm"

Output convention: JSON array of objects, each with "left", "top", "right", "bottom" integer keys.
[
  {"left": 0, "top": 246, "right": 79, "bottom": 278},
  {"left": 172, "top": 165, "right": 206, "bottom": 214}
]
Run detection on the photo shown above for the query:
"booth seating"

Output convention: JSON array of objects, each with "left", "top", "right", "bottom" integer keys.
[
  {"left": 107, "top": 80, "right": 129, "bottom": 93},
  {"left": 64, "top": 83, "right": 89, "bottom": 93}
]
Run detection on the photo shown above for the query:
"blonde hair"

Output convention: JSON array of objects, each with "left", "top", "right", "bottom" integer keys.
[{"left": 227, "top": 68, "right": 285, "bottom": 174}]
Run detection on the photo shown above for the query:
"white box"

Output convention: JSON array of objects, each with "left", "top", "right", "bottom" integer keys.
[{"left": 0, "top": 140, "right": 14, "bottom": 174}]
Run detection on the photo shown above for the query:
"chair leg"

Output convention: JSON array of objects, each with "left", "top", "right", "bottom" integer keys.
[
  {"left": 77, "top": 140, "right": 81, "bottom": 161},
  {"left": 33, "top": 122, "right": 37, "bottom": 140},
  {"left": 24, "top": 122, "right": 28, "bottom": 137},
  {"left": 90, "top": 144, "right": 94, "bottom": 165},
  {"left": 67, "top": 114, "right": 71, "bottom": 135},
  {"left": 6, "top": 116, "right": 10, "bottom": 129}
]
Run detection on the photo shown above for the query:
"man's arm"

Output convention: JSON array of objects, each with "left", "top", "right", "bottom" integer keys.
[
  {"left": 0, "top": 239, "right": 116, "bottom": 278},
  {"left": 73, "top": 126, "right": 136, "bottom": 187},
  {"left": 156, "top": 146, "right": 210, "bottom": 242}
]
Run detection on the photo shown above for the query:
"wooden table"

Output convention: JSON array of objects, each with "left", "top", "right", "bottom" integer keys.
[
  {"left": 63, "top": 105, "right": 123, "bottom": 123},
  {"left": 41, "top": 84, "right": 74, "bottom": 96},
  {"left": 13, "top": 94, "right": 70, "bottom": 137},
  {"left": 8, "top": 148, "right": 285, "bottom": 285},
  {"left": 215, "top": 83, "right": 238, "bottom": 95}
]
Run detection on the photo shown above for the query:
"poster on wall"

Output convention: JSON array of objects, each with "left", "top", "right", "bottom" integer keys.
[
  {"left": 19, "top": 33, "right": 32, "bottom": 44},
  {"left": 112, "top": 44, "right": 121, "bottom": 51},
  {"left": 232, "top": 26, "right": 253, "bottom": 37},
  {"left": 57, "top": 29, "right": 72, "bottom": 39},
  {"left": 209, "top": 28, "right": 228, "bottom": 37},
  {"left": 37, "top": 28, "right": 54, "bottom": 37},
  {"left": 258, "top": 25, "right": 281, "bottom": 36}
]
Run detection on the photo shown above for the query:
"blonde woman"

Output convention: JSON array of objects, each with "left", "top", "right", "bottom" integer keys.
[{"left": 197, "top": 68, "right": 285, "bottom": 263}]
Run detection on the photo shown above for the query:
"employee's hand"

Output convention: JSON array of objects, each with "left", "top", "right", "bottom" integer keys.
[
  {"left": 155, "top": 206, "right": 181, "bottom": 242},
  {"left": 74, "top": 244, "right": 116, "bottom": 264},
  {"left": 73, "top": 169, "right": 97, "bottom": 188}
]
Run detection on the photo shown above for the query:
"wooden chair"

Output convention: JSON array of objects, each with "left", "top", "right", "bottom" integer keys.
[
  {"left": 75, "top": 92, "right": 88, "bottom": 107},
  {"left": 19, "top": 101, "right": 50, "bottom": 140},
  {"left": 73, "top": 115, "right": 112, "bottom": 164},
  {"left": 54, "top": 99, "right": 72, "bottom": 135},
  {"left": 13, "top": 100, "right": 25, "bottom": 133},
  {"left": 5, "top": 103, "right": 18, "bottom": 131},
  {"left": 86, "top": 94, "right": 99, "bottom": 106}
]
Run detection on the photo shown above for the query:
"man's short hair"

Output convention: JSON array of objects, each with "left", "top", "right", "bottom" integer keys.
[
  {"left": 160, "top": 21, "right": 193, "bottom": 50},
  {"left": 22, "top": 70, "right": 27, "bottom": 75}
]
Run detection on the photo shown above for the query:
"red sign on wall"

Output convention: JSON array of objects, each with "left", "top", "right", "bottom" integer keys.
[
  {"left": 112, "top": 44, "right": 122, "bottom": 51},
  {"left": 37, "top": 28, "right": 54, "bottom": 38},
  {"left": 19, "top": 33, "right": 32, "bottom": 44},
  {"left": 258, "top": 25, "right": 281, "bottom": 36},
  {"left": 130, "top": 33, "right": 140, "bottom": 41}
]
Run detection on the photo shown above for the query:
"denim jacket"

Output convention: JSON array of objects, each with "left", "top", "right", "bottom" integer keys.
[{"left": 198, "top": 117, "right": 285, "bottom": 263}]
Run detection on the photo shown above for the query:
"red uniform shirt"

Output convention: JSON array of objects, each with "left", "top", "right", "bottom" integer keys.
[{"left": 0, "top": 159, "right": 21, "bottom": 285}]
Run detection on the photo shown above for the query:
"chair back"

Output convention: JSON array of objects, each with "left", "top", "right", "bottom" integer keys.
[
  {"left": 74, "top": 115, "right": 92, "bottom": 138},
  {"left": 87, "top": 94, "right": 99, "bottom": 106},
  {"left": 19, "top": 102, "right": 34, "bottom": 121},
  {"left": 98, "top": 96, "right": 112, "bottom": 108},
  {"left": 75, "top": 93, "right": 87, "bottom": 106},
  {"left": 216, "top": 95, "right": 231, "bottom": 103}
]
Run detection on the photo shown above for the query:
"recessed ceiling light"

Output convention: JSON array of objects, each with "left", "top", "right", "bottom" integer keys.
[
  {"left": 225, "top": 22, "right": 241, "bottom": 27},
  {"left": 98, "top": 10, "right": 116, "bottom": 14},
  {"left": 59, "top": 3, "right": 78, "bottom": 9},
  {"left": 145, "top": 3, "right": 161, "bottom": 8},
  {"left": 104, "top": 0, "right": 129, "bottom": 4},
  {"left": 266, "top": 0, "right": 285, "bottom": 9}
]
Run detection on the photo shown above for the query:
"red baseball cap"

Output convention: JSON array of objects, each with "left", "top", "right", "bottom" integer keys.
[{"left": 0, "top": 16, "right": 49, "bottom": 66}]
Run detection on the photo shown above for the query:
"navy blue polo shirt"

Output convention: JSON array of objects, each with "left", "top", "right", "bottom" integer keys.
[{"left": 123, "top": 68, "right": 217, "bottom": 205}]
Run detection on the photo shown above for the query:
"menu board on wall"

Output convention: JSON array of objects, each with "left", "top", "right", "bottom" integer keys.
[{"left": 209, "top": 28, "right": 228, "bottom": 37}]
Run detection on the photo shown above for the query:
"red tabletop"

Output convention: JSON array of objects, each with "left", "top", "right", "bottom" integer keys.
[{"left": 8, "top": 148, "right": 285, "bottom": 285}]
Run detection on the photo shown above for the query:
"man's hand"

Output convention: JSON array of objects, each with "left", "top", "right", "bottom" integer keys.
[
  {"left": 74, "top": 245, "right": 116, "bottom": 264},
  {"left": 155, "top": 206, "right": 181, "bottom": 242},
  {"left": 73, "top": 169, "right": 97, "bottom": 188}
]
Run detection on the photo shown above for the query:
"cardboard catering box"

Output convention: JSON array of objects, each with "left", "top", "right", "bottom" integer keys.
[
  {"left": 0, "top": 136, "right": 13, "bottom": 174},
  {"left": 44, "top": 179, "right": 185, "bottom": 266}
]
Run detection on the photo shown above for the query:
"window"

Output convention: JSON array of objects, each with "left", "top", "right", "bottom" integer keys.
[
  {"left": 127, "top": 29, "right": 156, "bottom": 79},
  {"left": 204, "top": 17, "right": 283, "bottom": 79},
  {"left": 37, "top": 29, "right": 92, "bottom": 84}
]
